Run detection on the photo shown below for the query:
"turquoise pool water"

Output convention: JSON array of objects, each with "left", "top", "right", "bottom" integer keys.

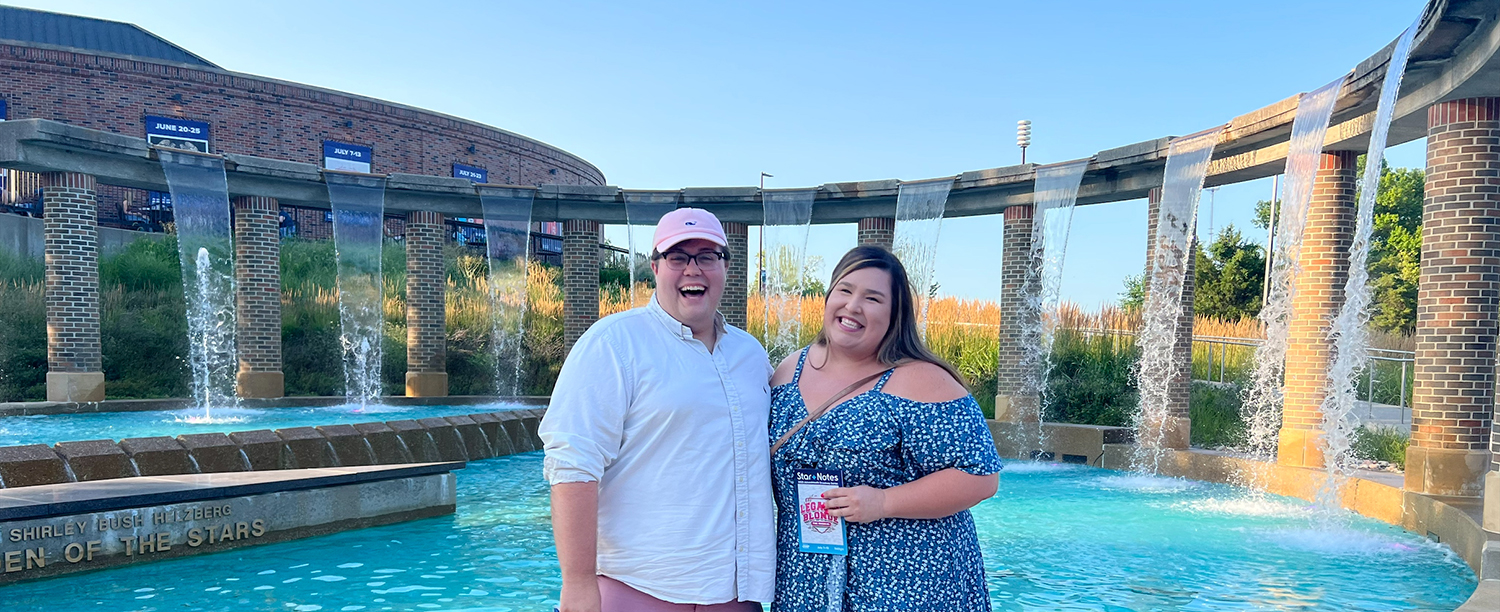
[
  {"left": 0, "top": 403, "right": 530, "bottom": 447},
  {"left": 0, "top": 455, "right": 1476, "bottom": 611}
]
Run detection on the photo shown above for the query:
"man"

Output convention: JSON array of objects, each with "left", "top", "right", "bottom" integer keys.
[{"left": 541, "top": 208, "right": 774, "bottom": 612}]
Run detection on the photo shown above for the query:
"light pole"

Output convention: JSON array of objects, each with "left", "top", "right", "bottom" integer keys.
[
  {"left": 1261, "top": 174, "right": 1280, "bottom": 302},
  {"left": 1017, "top": 120, "right": 1032, "bottom": 164},
  {"left": 758, "top": 172, "right": 773, "bottom": 294}
]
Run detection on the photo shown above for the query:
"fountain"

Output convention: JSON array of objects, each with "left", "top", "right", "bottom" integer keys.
[
  {"left": 891, "top": 178, "right": 953, "bottom": 334},
  {"left": 1238, "top": 76, "right": 1346, "bottom": 482},
  {"left": 1008, "top": 160, "right": 1090, "bottom": 457},
  {"left": 157, "top": 150, "right": 238, "bottom": 421},
  {"left": 622, "top": 192, "right": 677, "bottom": 307},
  {"left": 1132, "top": 127, "right": 1222, "bottom": 473},
  {"left": 479, "top": 188, "right": 535, "bottom": 396},
  {"left": 1316, "top": 19, "right": 1421, "bottom": 512},
  {"left": 760, "top": 189, "right": 816, "bottom": 363},
  {"left": 326, "top": 174, "right": 388, "bottom": 408}
]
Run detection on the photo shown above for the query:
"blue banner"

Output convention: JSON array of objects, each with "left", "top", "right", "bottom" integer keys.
[
  {"left": 323, "top": 141, "right": 373, "bottom": 173},
  {"left": 144, "top": 115, "right": 210, "bottom": 153},
  {"left": 0, "top": 99, "right": 7, "bottom": 121},
  {"left": 452, "top": 163, "right": 488, "bottom": 183}
]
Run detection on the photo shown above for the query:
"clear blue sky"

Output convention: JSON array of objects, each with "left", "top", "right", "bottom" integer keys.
[{"left": 20, "top": 0, "right": 1429, "bottom": 305}]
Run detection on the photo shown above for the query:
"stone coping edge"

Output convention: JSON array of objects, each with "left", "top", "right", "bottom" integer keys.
[
  {"left": 0, "top": 462, "right": 463, "bottom": 522},
  {"left": 0, "top": 395, "right": 551, "bottom": 416}
]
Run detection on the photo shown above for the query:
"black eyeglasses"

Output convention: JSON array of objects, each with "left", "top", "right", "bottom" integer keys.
[{"left": 657, "top": 250, "right": 727, "bottom": 271}]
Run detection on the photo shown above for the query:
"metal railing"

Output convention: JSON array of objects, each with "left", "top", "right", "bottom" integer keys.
[{"left": 1070, "top": 327, "right": 1415, "bottom": 418}]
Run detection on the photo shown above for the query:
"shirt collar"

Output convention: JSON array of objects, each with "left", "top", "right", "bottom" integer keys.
[{"left": 647, "top": 293, "right": 727, "bottom": 340}]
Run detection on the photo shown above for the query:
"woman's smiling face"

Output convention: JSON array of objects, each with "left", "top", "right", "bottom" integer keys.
[{"left": 822, "top": 266, "right": 893, "bottom": 359}]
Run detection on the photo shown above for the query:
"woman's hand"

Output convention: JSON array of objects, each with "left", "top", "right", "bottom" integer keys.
[
  {"left": 558, "top": 577, "right": 600, "bottom": 612},
  {"left": 823, "top": 485, "right": 888, "bottom": 523}
]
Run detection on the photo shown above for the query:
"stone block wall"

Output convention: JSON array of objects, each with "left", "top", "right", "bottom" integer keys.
[
  {"left": 563, "top": 220, "right": 601, "bottom": 354},
  {"left": 233, "top": 196, "right": 284, "bottom": 399},
  {"left": 0, "top": 409, "right": 547, "bottom": 489}
]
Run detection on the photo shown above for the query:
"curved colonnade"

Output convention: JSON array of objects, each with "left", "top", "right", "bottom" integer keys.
[{"left": 3, "top": 0, "right": 1500, "bottom": 589}]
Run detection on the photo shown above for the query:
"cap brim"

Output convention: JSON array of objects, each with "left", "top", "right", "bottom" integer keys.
[{"left": 655, "top": 231, "right": 728, "bottom": 252}]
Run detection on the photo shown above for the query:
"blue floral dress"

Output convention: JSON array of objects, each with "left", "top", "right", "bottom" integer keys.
[{"left": 770, "top": 348, "right": 1002, "bottom": 612}]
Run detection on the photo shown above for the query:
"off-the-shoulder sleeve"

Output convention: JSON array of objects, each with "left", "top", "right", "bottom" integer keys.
[{"left": 891, "top": 395, "right": 1003, "bottom": 477}]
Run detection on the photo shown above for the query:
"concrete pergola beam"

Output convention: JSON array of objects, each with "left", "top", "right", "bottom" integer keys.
[{"left": 0, "top": 0, "right": 1495, "bottom": 224}]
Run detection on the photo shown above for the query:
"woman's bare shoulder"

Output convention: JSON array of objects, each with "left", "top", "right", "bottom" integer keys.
[
  {"left": 882, "top": 361, "right": 969, "bottom": 403},
  {"left": 770, "top": 349, "right": 803, "bottom": 387}
]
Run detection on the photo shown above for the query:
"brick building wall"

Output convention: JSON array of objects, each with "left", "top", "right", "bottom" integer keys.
[
  {"left": 563, "top": 220, "right": 602, "bottom": 355},
  {"left": 1279, "top": 152, "right": 1357, "bottom": 468},
  {"left": 723, "top": 222, "right": 748, "bottom": 330},
  {"left": 0, "top": 44, "right": 603, "bottom": 187},
  {"left": 857, "top": 217, "right": 895, "bottom": 250},
  {"left": 405, "top": 211, "right": 447, "bottom": 396},
  {"left": 1410, "top": 98, "right": 1500, "bottom": 495}
]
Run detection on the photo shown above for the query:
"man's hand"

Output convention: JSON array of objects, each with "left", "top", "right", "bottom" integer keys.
[
  {"left": 558, "top": 577, "right": 601, "bottom": 612},
  {"left": 822, "top": 485, "right": 887, "bottom": 523}
]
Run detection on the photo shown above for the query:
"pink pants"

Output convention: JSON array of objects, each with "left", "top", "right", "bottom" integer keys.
[{"left": 598, "top": 575, "right": 763, "bottom": 612}]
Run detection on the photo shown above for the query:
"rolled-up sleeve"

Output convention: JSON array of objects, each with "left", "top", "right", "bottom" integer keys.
[{"left": 540, "top": 327, "right": 632, "bottom": 485}]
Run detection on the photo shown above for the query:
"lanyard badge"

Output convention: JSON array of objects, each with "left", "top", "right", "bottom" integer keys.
[{"left": 795, "top": 468, "right": 847, "bottom": 555}]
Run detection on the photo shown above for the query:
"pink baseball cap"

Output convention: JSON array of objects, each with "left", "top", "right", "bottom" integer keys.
[{"left": 653, "top": 208, "right": 727, "bottom": 252}]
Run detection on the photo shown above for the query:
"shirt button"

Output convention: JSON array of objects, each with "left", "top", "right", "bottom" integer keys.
[{"left": 735, "top": 441, "right": 743, "bottom": 448}]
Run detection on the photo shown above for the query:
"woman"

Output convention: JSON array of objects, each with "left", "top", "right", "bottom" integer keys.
[{"left": 769, "top": 245, "right": 1002, "bottom": 612}]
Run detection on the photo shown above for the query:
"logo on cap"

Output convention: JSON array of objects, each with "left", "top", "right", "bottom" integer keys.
[{"left": 685, "top": 221, "right": 697, "bottom": 226}]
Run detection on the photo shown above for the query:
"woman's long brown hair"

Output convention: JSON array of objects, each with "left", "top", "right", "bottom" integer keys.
[{"left": 812, "top": 245, "right": 966, "bottom": 385}]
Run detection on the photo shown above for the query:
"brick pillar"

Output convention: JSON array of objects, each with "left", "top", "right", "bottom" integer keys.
[
  {"left": 563, "top": 219, "right": 601, "bottom": 355},
  {"left": 723, "top": 221, "right": 749, "bottom": 330},
  {"left": 1143, "top": 187, "right": 1195, "bottom": 449},
  {"left": 995, "top": 205, "right": 1035, "bottom": 423},
  {"left": 1409, "top": 98, "right": 1500, "bottom": 503},
  {"left": 43, "top": 172, "right": 105, "bottom": 402},
  {"left": 405, "top": 210, "right": 448, "bottom": 397},
  {"left": 1277, "top": 151, "right": 1357, "bottom": 468},
  {"left": 232, "top": 196, "right": 284, "bottom": 399},
  {"left": 857, "top": 217, "right": 895, "bottom": 250}
]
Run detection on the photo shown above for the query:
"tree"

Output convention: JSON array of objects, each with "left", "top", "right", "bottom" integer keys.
[
  {"left": 1252, "top": 161, "right": 1423, "bottom": 332},
  {"left": 1118, "top": 273, "right": 1145, "bottom": 310},
  {"left": 1367, "top": 166, "right": 1423, "bottom": 333},
  {"left": 1194, "top": 224, "right": 1265, "bottom": 320}
]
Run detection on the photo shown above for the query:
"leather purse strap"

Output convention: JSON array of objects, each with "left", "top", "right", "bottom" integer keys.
[{"left": 770, "top": 368, "right": 893, "bottom": 456}]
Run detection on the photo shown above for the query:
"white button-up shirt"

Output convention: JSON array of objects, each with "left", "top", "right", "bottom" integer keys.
[{"left": 540, "top": 295, "right": 775, "bottom": 604}]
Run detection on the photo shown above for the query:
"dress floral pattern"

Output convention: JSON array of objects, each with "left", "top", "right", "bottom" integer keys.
[{"left": 771, "top": 348, "right": 1003, "bottom": 612}]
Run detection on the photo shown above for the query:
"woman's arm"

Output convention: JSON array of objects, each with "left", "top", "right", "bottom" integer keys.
[{"left": 823, "top": 468, "right": 998, "bottom": 523}]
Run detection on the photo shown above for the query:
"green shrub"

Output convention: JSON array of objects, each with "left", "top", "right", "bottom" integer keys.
[
  {"left": 0, "top": 250, "right": 45, "bottom": 401},
  {"left": 1189, "top": 381, "right": 1246, "bottom": 448},
  {"left": 1351, "top": 425, "right": 1409, "bottom": 469},
  {"left": 1045, "top": 330, "right": 1139, "bottom": 427}
]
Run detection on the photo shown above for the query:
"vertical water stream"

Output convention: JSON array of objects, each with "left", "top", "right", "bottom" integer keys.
[
  {"left": 623, "top": 192, "right": 677, "bottom": 308},
  {"left": 1238, "top": 76, "right": 1347, "bottom": 481},
  {"left": 326, "top": 174, "right": 387, "bottom": 408},
  {"left": 1132, "top": 127, "right": 1223, "bottom": 473},
  {"left": 159, "top": 150, "right": 238, "bottom": 420},
  {"left": 892, "top": 179, "right": 953, "bottom": 335},
  {"left": 761, "top": 189, "right": 816, "bottom": 363},
  {"left": 1010, "top": 160, "right": 1090, "bottom": 454},
  {"left": 1315, "top": 20, "right": 1421, "bottom": 512},
  {"left": 480, "top": 188, "right": 535, "bottom": 396}
]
